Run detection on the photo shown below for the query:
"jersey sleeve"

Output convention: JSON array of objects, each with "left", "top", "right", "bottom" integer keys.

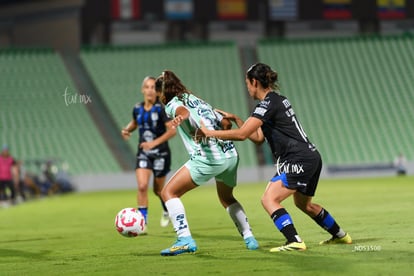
[
  {"left": 165, "top": 97, "right": 182, "bottom": 119},
  {"left": 132, "top": 103, "right": 140, "bottom": 120},
  {"left": 251, "top": 96, "right": 276, "bottom": 122}
]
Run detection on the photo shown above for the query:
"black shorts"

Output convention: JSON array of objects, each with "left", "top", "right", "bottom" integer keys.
[
  {"left": 136, "top": 150, "right": 171, "bottom": 178},
  {"left": 270, "top": 151, "right": 322, "bottom": 196}
]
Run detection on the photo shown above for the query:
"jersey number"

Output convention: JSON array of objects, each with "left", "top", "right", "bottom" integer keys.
[{"left": 292, "top": 116, "right": 308, "bottom": 142}]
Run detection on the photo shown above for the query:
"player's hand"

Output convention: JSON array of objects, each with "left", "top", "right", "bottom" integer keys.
[
  {"left": 139, "top": 141, "right": 154, "bottom": 151},
  {"left": 121, "top": 129, "right": 131, "bottom": 140},
  {"left": 198, "top": 120, "right": 210, "bottom": 138},
  {"left": 215, "top": 108, "right": 237, "bottom": 121},
  {"left": 171, "top": 115, "right": 185, "bottom": 128}
]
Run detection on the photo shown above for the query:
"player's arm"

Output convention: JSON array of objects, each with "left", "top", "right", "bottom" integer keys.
[
  {"left": 139, "top": 121, "right": 176, "bottom": 151},
  {"left": 171, "top": 106, "right": 190, "bottom": 128},
  {"left": 121, "top": 119, "right": 137, "bottom": 140},
  {"left": 201, "top": 116, "right": 265, "bottom": 145},
  {"left": 215, "top": 109, "right": 265, "bottom": 144}
]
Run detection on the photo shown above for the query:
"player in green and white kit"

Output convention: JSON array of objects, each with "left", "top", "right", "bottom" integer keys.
[{"left": 155, "top": 70, "right": 260, "bottom": 256}]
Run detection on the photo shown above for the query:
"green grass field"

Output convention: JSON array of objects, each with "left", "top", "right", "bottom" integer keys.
[{"left": 0, "top": 176, "right": 413, "bottom": 275}]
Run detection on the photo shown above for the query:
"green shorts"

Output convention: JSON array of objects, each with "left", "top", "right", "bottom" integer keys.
[{"left": 184, "top": 156, "right": 239, "bottom": 187}]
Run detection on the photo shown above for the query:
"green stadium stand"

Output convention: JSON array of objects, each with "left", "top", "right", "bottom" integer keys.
[
  {"left": 0, "top": 49, "right": 121, "bottom": 174},
  {"left": 81, "top": 42, "right": 258, "bottom": 170},
  {"left": 258, "top": 35, "right": 414, "bottom": 166},
  {"left": 5, "top": 35, "right": 408, "bottom": 176}
]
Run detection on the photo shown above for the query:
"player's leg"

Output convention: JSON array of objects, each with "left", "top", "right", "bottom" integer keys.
[
  {"left": 135, "top": 168, "right": 151, "bottom": 224},
  {"left": 153, "top": 155, "right": 170, "bottom": 227},
  {"left": 293, "top": 157, "right": 351, "bottom": 245},
  {"left": 215, "top": 156, "right": 258, "bottom": 250},
  {"left": 262, "top": 174, "right": 306, "bottom": 252},
  {"left": 160, "top": 165, "right": 198, "bottom": 256},
  {"left": 153, "top": 175, "right": 169, "bottom": 227},
  {"left": 294, "top": 193, "right": 352, "bottom": 244},
  {"left": 216, "top": 180, "right": 259, "bottom": 250}
]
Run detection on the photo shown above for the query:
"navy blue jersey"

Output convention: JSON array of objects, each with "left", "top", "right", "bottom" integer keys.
[
  {"left": 132, "top": 101, "right": 171, "bottom": 154},
  {"left": 251, "top": 91, "right": 317, "bottom": 160}
]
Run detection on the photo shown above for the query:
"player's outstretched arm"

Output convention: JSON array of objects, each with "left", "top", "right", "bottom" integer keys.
[
  {"left": 200, "top": 115, "right": 264, "bottom": 144},
  {"left": 140, "top": 121, "right": 176, "bottom": 151},
  {"left": 121, "top": 119, "right": 137, "bottom": 140},
  {"left": 214, "top": 109, "right": 264, "bottom": 144}
]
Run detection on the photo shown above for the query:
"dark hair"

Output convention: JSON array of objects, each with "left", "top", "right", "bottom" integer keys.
[
  {"left": 246, "top": 63, "right": 279, "bottom": 90},
  {"left": 155, "top": 70, "right": 190, "bottom": 104}
]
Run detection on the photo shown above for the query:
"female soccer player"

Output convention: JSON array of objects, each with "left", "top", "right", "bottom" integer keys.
[
  {"left": 200, "top": 63, "right": 352, "bottom": 252},
  {"left": 121, "top": 76, "right": 176, "bottom": 229},
  {"left": 155, "top": 70, "right": 259, "bottom": 256}
]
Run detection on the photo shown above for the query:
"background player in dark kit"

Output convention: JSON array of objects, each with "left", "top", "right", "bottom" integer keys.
[{"left": 122, "top": 76, "right": 176, "bottom": 229}]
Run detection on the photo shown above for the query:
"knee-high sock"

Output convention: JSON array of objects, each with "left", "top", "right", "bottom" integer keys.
[
  {"left": 138, "top": 206, "right": 148, "bottom": 224},
  {"left": 313, "top": 208, "right": 346, "bottom": 238},
  {"left": 271, "top": 208, "right": 302, "bottom": 243},
  {"left": 165, "top": 198, "right": 191, "bottom": 237},
  {"left": 226, "top": 202, "right": 253, "bottom": 239}
]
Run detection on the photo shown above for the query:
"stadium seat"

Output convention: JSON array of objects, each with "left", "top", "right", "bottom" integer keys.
[
  {"left": 81, "top": 42, "right": 258, "bottom": 170},
  {"left": 0, "top": 49, "right": 121, "bottom": 174},
  {"left": 258, "top": 35, "right": 414, "bottom": 165}
]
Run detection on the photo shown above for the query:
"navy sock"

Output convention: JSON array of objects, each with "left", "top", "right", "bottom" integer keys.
[
  {"left": 138, "top": 207, "right": 148, "bottom": 224},
  {"left": 313, "top": 208, "right": 344, "bottom": 238},
  {"left": 271, "top": 208, "right": 301, "bottom": 243}
]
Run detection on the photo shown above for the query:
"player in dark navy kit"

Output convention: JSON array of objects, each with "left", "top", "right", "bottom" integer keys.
[
  {"left": 122, "top": 76, "right": 176, "bottom": 229},
  {"left": 201, "top": 63, "right": 351, "bottom": 252}
]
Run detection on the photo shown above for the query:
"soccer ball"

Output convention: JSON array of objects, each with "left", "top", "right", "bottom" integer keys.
[{"left": 115, "top": 208, "right": 146, "bottom": 237}]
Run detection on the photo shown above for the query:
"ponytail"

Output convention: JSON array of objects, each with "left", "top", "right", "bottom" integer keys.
[{"left": 246, "top": 63, "right": 279, "bottom": 90}]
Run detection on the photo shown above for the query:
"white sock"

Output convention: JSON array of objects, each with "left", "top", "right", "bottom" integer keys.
[
  {"left": 336, "top": 229, "right": 346, "bottom": 238},
  {"left": 165, "top": 198, "right": 191, "bottom": 237},
  {"left": 226, "top": 202, "right": 253, "bottom": 239}
]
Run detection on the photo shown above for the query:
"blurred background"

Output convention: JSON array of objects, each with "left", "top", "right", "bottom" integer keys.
[{"left": 0, "top": 0, "right": 413, "bottom": 193}]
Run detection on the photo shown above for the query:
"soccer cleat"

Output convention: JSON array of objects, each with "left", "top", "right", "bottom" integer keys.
[
  {"left": 160, "top": 236, "right": 197, "bottom": 256},
  {"left": 319, "top": 233, "right": 352, "bottom": 245},
  {"left": 244, "top": 236, "right": 259, "bottom": 250},
  {"left": 160, "top": 211, "right": 170, "bottom": 227},
  {"left": 269, "top": 241, "right": 307, "bottom": 252}
]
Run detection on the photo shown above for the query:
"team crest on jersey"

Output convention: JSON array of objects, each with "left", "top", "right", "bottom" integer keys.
[
  {"left": 260, "top": 100, "right": 271, "bottom": 108},
  {"left": 151, "top": 112, "right": 159, "bottom": 121}
]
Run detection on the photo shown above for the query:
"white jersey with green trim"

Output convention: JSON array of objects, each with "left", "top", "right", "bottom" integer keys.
[{"left": 165, "top": 93, "right": 238, "bottom": 161}]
